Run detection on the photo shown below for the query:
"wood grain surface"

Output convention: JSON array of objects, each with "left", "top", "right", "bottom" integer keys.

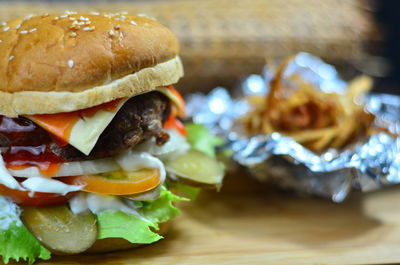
[{"left": 5, "top": 172, "right": 400, "bottom": 265}]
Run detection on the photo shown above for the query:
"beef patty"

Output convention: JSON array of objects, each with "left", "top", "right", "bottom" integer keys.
[{"left": 0, "top": 91, "right": 171, "bottom": 161}]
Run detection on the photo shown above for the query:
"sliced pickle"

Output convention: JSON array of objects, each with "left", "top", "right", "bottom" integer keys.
[
  {"left": 165, "top": 149, "right": 224, "bottom": 189},
  {"left": 21, "top": 205, "right": 98, "bottom": 254}
]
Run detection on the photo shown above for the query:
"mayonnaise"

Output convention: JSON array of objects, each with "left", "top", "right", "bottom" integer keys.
[
  {"left": 136, "top": 129, "right": 190, "bottom": 161},
  {"left": 116, "top": 151, "right": 166, "bottom": 184},
  {"left": 21, "top": 177, "right": 82, "bottom": 196},
  {"left": 0, "top": 196, "right": 20, "bottom": 230},
  {"left": 69, "top": 192, "right": 148, "bottom": 221},
  {"left": 0, "top": 155, "right": 25, "bottom": 191}
]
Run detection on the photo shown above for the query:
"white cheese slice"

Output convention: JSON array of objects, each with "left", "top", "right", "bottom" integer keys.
[
  {"left": 68, "top": 103, "right": 126, "bottom": 155},
  {"left": 27, "top": 99, "right": 127, "bottom": 155}
]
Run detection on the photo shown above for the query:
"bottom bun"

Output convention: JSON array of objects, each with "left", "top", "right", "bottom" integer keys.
[{"left": 85, "top": 221, "right": 171, "bottom": 253}]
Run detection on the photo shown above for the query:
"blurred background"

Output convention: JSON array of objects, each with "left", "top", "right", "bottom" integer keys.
[{"left": 0, "top": 0, "right": 397, "bottom": 94}]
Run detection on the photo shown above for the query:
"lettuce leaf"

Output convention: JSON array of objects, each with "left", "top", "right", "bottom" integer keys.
[
  {"left": 96, "top": 187, "right": 187, "bottom": 244},
  {"left": 0, "top": 222, "right": 51, "bottom": 264},
  {"left": 168, "top": 182, "right": 201, "bottom": 200},
  {"left": 141, "top": 187, "right": 188, "bottom": 223},
  {"left": 97, "top": 211, "right": 162, "bottom": 244},
  {"left": 185, "top": 123, "right": 223, "bottom": 157}
]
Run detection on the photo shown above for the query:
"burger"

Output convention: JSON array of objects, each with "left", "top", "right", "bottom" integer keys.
[{"left": 0, "top": 12, "right": 224, "bottom": 263}]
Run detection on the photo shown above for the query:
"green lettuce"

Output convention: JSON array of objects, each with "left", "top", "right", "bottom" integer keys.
[
  {"left": 97, "top": 187, "right": 186, "bottom": 245},
  {"left": 168, "top": 182, "right": 201, "bottom": 200},
  {"left": 141, "top": 186, "right": 188, "bottom": 223},
  {"left": 0, "top": 222, "right": 51, "bottom": 264},
  {"left": 97, "top": 211, "right": 161, "bottom": 244},
  {"left": 185, "top": 123, "right": 224, "bottom": 157}
]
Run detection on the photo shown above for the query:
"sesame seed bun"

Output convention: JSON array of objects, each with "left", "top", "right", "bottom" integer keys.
[{"left": 0, "top": 13, "right": 183, "bottom": 117}]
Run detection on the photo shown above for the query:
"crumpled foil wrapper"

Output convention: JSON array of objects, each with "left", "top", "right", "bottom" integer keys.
[{"left": 185, "top": 53, "right": 400, "bottom": 202}]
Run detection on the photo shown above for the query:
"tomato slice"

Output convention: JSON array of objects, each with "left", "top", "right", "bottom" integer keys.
[
  {"left": 164, "top": 113, "right": 187, "bottom": 136},
  {"left": 63, "top": 168, "right": 160, "bottom": 195},
  {"left": 0, "top": 184, "right": 77, "bottom": 207},
  {"left": 158, "top": 86, "right": 186, "bottom": 118}
]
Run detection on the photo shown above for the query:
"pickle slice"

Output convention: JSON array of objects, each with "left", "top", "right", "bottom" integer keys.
[
  {"left": 165, "top": 149, "right": 224, "bottom": 189},
  {"left": 21, "top": 205, "right": 98, "bottom": 254}
]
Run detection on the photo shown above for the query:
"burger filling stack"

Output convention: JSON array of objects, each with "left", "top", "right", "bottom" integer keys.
[{"left": 0, "top": 12, "right": 224, "bottom": 263}]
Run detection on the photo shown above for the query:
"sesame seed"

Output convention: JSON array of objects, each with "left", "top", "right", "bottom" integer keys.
[
  {"left": 60, "top": 15, "right": 68, "bottom": 18},
  {"left": 84, "top": 21, "right": 91, "bottom": 25},
  {"left": 90, "top": 11, "right": 100, "bottom": 15},
  {"left": 137, "top": 13, "right": 156, "bottom": 20},
  {"left": 82, "top": 26, "right": 95, "bottom": 31},
  {"left": 108, "top": 30, "right": 115, "bottom": 36},
  {"left": 69, "top": 32, "right": 77, "bottom": 37},
  {"left": 3, "top": 27, "right": 10, "bottom": 32},
  {"left": 20, "top": 30, "right": 28, "bottom": 34},
  {"left": 24, "top": 14, "right": 34, "bottom": 20},
  {"left": 1, "top": 22, "right": 6, "bottom": 26},
  {"left": 54, "top": 16, "right": 60, "bottom": 20},
  {"left": 29, "top": 28, "right": 37, "bottom": 33},
  {"left": 69, "top": 17, "right": 76, "bottom": 21},
  {"left": 16, "top": 24, "right": 21, "bottom": 29},
  {"left": 67, "top": 60, "right": 74, "bottom": 68},
  {"left": 130, "top": 21, "right": 137, "bottom": 26},
  {"left": 9, "top": 56, "right": 14, "bottom": 61},
  {"left": 65, "top": 11, "right": 77, "bottom": 15}
]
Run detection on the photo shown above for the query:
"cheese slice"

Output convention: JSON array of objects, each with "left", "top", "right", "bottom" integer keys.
[
  {"left": 27, "top": 99, "right": 127, "bottom": 155},
  {"left": 26, "top": 87, "right": 185, "bottom": 155}
]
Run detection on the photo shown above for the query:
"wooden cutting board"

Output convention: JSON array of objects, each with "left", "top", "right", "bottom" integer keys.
[{"left": 10, "top": 172, "right": 399, "bottom": 265}]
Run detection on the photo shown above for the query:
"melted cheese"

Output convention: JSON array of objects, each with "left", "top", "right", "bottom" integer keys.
[{"left": 27, "top": 99, "right": 127, "bottom": 155}]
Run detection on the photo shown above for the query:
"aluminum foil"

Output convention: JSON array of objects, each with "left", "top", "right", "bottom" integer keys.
[{"left": 185, "top": 53, "right": 400, "bottom": 202}]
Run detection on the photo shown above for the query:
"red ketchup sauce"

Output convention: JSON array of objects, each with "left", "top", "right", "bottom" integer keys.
[{"left": 3, "top": 145, "right": 64, "bottom": 177}]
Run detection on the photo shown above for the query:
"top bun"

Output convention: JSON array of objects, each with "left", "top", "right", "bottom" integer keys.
[{"left": 0, "top": 12, "right": 183, "bottom": 117}]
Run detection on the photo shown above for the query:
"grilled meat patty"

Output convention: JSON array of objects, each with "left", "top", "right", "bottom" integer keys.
[{"left": 0, "top": 92, "right": 171, "bottom": 161}]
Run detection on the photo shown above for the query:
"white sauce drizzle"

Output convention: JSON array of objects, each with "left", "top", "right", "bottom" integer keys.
[{"left": 0, "top": 196, "right": 21, "bottom": 230}]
